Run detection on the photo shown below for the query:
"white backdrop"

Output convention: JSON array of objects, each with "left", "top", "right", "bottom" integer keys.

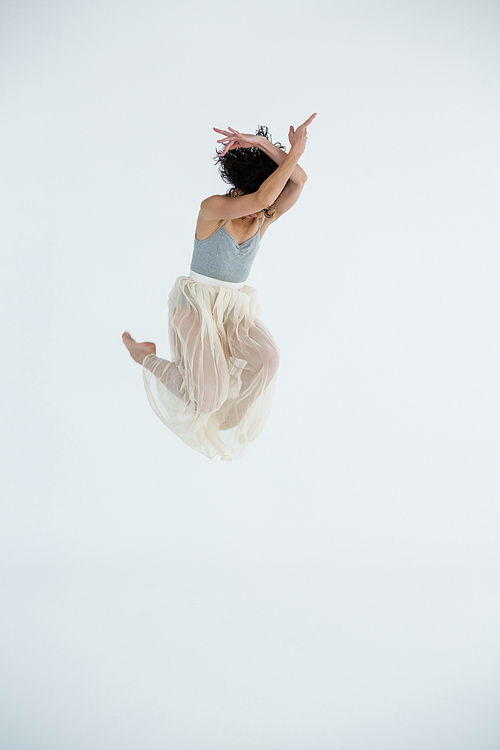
[{"left": 1, "top": 1, "right": 499, "bottom": 748}]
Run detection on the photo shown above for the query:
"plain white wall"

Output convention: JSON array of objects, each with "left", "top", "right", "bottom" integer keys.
[{"left": 1, "top": 1, "right": 499, "bottom": 748}]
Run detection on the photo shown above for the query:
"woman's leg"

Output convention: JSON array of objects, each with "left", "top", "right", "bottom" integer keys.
[
  {"left": 144, "top": 305, "right": 228, "bottom": 414},
  {"left": 142, "top": 353, "right": 187, "bottom": 401},
  {"left": 221, "top": 321, "right": 280, "bottom": 429}
]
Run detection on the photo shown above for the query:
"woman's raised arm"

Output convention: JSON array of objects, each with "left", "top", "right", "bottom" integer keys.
[
  {"left": 200, "top": 145, "right": 305, "bottom": 221},
  {"left": 202, "top": 115, "right": 316, "bottom": 221}
]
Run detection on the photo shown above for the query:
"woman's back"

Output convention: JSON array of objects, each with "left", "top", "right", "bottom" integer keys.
[
  {"left": 190, "top": 216, "right": 262, "bottom": 284},
  {"left": 195, "top": 214, "right": 264, "bottom": 243}
]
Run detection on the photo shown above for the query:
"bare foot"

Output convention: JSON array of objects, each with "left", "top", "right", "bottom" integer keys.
[{"left": 122, "top": 332, "right": 156, "bottom": 364}]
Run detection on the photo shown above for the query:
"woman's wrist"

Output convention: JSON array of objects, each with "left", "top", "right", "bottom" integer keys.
[
  {"left": 256, "top": 135, "right": 273, "bottom": 151},
  {"left": 288, "top": 143, "right": 305, "bottom": 157},
  {"left": 264, "top": 139, "right": 307, "bottom": 183}
]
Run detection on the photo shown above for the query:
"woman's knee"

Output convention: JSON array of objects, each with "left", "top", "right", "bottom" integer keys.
[
  {"left": 265, "top": 345, "right": 280, "bottom": 377},
  {"left": 246, "top": 344, "right": 280, "bottom": 379},
  {"left": 240, "top": 325, "right": 280, "bottom": 376}
]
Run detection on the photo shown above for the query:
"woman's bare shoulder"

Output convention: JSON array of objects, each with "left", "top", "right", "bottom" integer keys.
[{"left": 195, "top": 207, "right": 225, "bottom": 241}]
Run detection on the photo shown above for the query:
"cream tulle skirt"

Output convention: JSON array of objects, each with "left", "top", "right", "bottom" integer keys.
[{"left": 142, "top": 276, "right": 280, "bottom": 461}]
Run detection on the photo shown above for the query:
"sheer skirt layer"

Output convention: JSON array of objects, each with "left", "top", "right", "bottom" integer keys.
[{"left": 142, "top": 276, "right": 280, "bottom": 461}]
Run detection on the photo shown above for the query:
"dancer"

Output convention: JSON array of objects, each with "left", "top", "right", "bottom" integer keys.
[{"left": 123, "top": 113, "right": 316, "bottom": 461}]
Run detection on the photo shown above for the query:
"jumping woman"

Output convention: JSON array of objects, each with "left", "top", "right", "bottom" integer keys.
[{"left": 122, "top": 113, "right": 316, "bottom": 461}]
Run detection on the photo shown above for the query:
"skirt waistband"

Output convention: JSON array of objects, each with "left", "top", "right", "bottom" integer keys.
[{"left": 189, "top": 269, "right": 245, "bottom": 290}]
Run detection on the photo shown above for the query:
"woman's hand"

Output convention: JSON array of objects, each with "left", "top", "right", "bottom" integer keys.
[
  {"left": 288, "top": 113, "right": 317, "bottom": 154},
  {"left": 213, "top": 127, "right": 261, "bottom": 156},
  {"left": 214, "top": 113, "right": 317, "bottom": 157}
]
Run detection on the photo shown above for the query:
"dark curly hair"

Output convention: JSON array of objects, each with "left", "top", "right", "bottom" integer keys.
[{"left": 214, "top": 125, "right": 286, "bottom": 218}]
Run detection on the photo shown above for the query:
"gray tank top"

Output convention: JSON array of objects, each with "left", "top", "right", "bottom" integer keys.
[{"left": 190, "top": 218, "right": 261, "bottom": 283}]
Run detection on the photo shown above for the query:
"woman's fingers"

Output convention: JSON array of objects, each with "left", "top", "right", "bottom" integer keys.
[
  {"left": 221, "top": 140, "right": 235, "bottom": 155},
  {"left": 295, "top": 113, "right": 317, "bottom": 132},
  {"left": 219, "top": 137, "right": 241, "bottom": 156},
  {"left": 214, "top": 126, "right": 244, "bottom": 155},
  {"left": 215, "top": 126, "right": 239, "bottom": 155},
  {"left": 219, "top": 135, "right": 237, "bottom": 145},
  {"left": 301, "top": 113, "right": 317, "bottom": 127}
]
